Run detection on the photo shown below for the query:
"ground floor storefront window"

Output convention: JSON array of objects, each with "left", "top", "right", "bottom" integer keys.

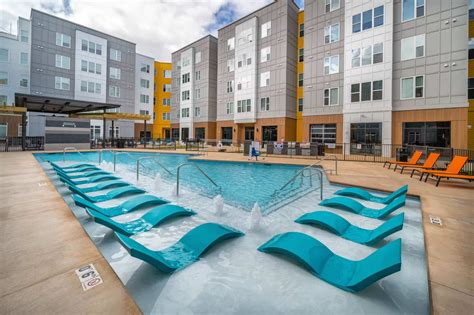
[
  {"left": 403, "top": 121, "right": 450, "bottom": 147},
  {"left": 262, "top": 126, "right": 278, "bottom": 142},
  {"left": 309, "top": 124, "right": 336, "bottom": 143},
  {"left": 171, "top": 128, "right": 179, "bottom": 141},
  {"left": 181, "top": 128, "right": 189, "bottom": 141},
  {"left": 350, "top": 123, "right": 382, "bottom": 155},
  {"left": 221, "top": 127, "right": 233, "bottom": 142},
  {"left": 245, "top": 126, "right": 254, "bottom": 141},
  {"left": 195, "top": 127, "right": 205, "bottom": 140}
]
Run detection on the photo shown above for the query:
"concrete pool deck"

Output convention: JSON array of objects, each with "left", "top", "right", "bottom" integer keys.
[{"left": 0, "top": 150, "right": 473, "bottom": 314}]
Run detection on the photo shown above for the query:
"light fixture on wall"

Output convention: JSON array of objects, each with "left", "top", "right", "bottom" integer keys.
[{"left": 256, "top": 128, "right": 259, "bottom": 132}]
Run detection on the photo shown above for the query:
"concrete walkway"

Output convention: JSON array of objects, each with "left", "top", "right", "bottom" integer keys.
[{"left": 1, "top": 150, "right": 473, "bottom": 314}]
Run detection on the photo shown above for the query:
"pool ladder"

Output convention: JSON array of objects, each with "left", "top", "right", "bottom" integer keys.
[
  {"left": 136, "top": 156, "right": 173, "bottom": 180},
  {"left": 176, "top": 163, "right": 220, "bottom": 196},
  {"left": 273, "top": 162, "right": 326, "bottom": 200}
]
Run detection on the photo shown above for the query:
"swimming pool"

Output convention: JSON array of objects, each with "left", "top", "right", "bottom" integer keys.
[{"left": 35, "top": 151, "right": 314, "bottom": 213}]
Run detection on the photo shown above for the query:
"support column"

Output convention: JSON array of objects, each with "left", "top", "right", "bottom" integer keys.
[
  {"left": 111, "top": 120, "right": 115, "bottom": 147},
  {"left": 143, "top": 120, "right": 147, "bottom": 149},
  {"left": 102, "top": 110, "right": 106, "bottom": 149},
  {"left": 21, "top": 112, "right": 26, "bottom": 151}
]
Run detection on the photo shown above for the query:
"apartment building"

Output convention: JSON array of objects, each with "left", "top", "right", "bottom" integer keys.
[
  {"left": 302, "top": 0, "right": 468, "bottom": 149},
  {"left": 216, "top": 0, "right": 299, "bottom": 143},
  {"left": 468, "top": 1, "right": 474, "bottom": 149},
  {"left": 0, "top": 17, "right": 31, "bottom": 137},
  {"left": 153, "top": 61, "right": 172, "bottom": 139},
  {"left": 170, "top": 35, "right": 218, "bottom": 141},
  {"left": 296, "top": 10, "right": 305, "bottom": 142},
  {"left": 134, "top": 53, "right": 154, "bottom": 140}
]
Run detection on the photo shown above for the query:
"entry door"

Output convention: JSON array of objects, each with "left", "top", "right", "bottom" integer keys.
[
  {"left": 244, "top": 127, "right": 254, "bottom": 141},
  {"left": 181, "top": 128, "right": 189, "bottom": 141},
  {"left": 262, "top": 126, "right": 278, "bottom": 142},
  {"left": 164, "top": 129, "right": 171, "bottom": 139}
]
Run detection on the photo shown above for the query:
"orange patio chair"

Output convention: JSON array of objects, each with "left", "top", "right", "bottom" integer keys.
[
  {"left": 398, "top": 152, "right": 441, "bottom": 175},
  {"left": 413, "top": 156, "right": 469, "bottom": 182},
  {"left": 383, "top": 150, "right": 422, "bottom": 170},
  {"left": 430, "top": 173, "right": 474, "bottom": 187}
]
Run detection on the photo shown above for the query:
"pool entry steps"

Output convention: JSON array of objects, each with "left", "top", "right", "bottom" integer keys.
[{"left": 48, "top": 160, "right": 407, "bottom": 293}]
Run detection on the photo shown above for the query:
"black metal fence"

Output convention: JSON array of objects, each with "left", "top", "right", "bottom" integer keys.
[
  {"left": 0, "top": 137, "right": 44, "bottom": 152},
  {"left": 91, "top": 138, "right": 137, "bottom": 149}
]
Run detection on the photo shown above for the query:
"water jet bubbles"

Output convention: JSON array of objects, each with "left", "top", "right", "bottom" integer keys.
[
  {"left": 248, "top": 203, "right": 263, "bottom": 231},
  {"left": 154, "top": 173, "right": 161, "bottom": 192},
  {"left": 214, "top": 194, "right": 225, "bottom": 216}
]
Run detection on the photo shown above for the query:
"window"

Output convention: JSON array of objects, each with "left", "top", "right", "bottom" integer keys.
[
  {"left": 310, "top": 124, "right": 336, "bottom": 144},
  {"left": 140, "top": 95, "right": 150, "bottom": 103},
  {"left": 0, "top": 71, "right": 7, "bottom": 85},
  {"left": 298, "top": 73, "right": 304, "bottom": 87},
  {"left": 163, "top": 84, "right": 171, "bottom": 92},
  {"left": 469, "top": 78, "right": 474, "bottom": 99},
  {"left": 163, "top": 98, "right": 171, "bottom": 106},
  {"left": 261, "top": 47, "right": 271, "bottom": 63},
  {"left": 324, "top": 23, "right": 340, "bottom": 44},
  {"left": 260, "top": 97, "right": 270, "bottom": 111},
  {"left": 181, "top": 90, "right": 190, "bottom": 101},
  {"left": 373, "top": 43, "right": 383, "bottom": 63},
  {"left": 227, "top": 37, "right": 235, "bottom": 50},
  {"left": 260, "top": 71, "right": 270, "bottom": 87},
  {"left": 0, "top": 48, "right": 8, "bottom": 63},
  {"left": 227, "top": 59, "right": 234, "bottom": 72},
  {"left": 109, "top": 67, "right": 121, "bottom": 79},
  {"left": 55, "top": 33, "right": 71, "bottom": 48},
  {"left": 80, "top": 80, "right": 87, "bottom": 92},
  {"left": 403, "top": 122, "right": 450, "bottom": 147},
  {"left": 194, "top": 107, "right": 201, "bottom": 117},
  {"left": 324, "top": 88, "right": 339, "bottom": 105},
  {"left": 324, "top": 55, "right": 339, "bottom": 75},
  {"left": 20, "top": 52, "right": 28, "bottom": 65},
  {"left": 469, "top": 39, "right": 474, "bottom": 60},
  {"left": 402, "top": 0, "right": 425, "bottom": 22},
  {"left": 0, "top": 123, "right": 7, "bottom": 138},
  {"left": 89, "top": 42, "right": 95, "bottom": 54},
  {"left": 81, "top": 40, "right": 101, "bottom": 55},
  {"left": 226, "top": 101, "right": 234, "bottom": 114},
  {"left": 109, "top": 86, "right": 120, "bottom": 97},
  {"left": 350, "top": 123, "right": 382, "bottom": 145},
  {"left": 352, "top": 43, "right": 383, "bottom": 68},
  {"left": 352, "top": 14, "right": 361, "bottom": 33},
  {"left": 237, "top": 99, "right": 252, "bottom": 113},
  {"left": 140, "top": 79, "right": 150, "bottom": 88},
  {"left": 401, "top": 34, "right": 425, "bottom": 60},
  {"left": 164, "top": 70, "right": 172, "bottom": 78},
  {"left": 227, "top": 80, "right": 234, "bottom": 93},
  {"left": 362, "top": 10, "right": 372, "bottom": 30},
  {"left": 80, "top": 81, "right": 101, "bottom": 94},
  {"left": 372, "top": 80, "right": 383, "bottom": 100},
  {"left": 401, "top": 76, "right": 424, "bottom": 99},
  {"left": 298, "top": 98, "right": 303, "bottom": 112},
  {"left": 20, "top": 78, "right": 28, "bottom": 87},
  {"left": 195, "top": 51, "right": 201, "bottom": 64},
  {"left": 361, "top": 82, "right": 371, "bottom": 101},
  {"left": 299, "top": 23, "right": 304, "bottom": 37},
  {"left": 55, "top": 54, "right": 70, "bottom": 69},
  {"left": 162, "top": 112, "right": 170, "bottom": 120},
  {"left": 195, "top": 71, "right": 201, "bottom": 80},
  {"left": 261, "top": 21, "right": 271, "bottom": 38},
  {"left": 325, "top": 0, "right": 340, "bottom": 13},
  {"left": 81, "top": 40, "right": 88, "bottom": 51},
  {"left": 54, "top": 76, "right": 70, "bottom": 90},
  {"left": 140, "top": 63, "right": 150, "bottom": 73},
  {"left": 361, "top": 46, "right": 372, "bottom": 66},
  {"left": 20, "top": 30, "right": 29, "bottom": 43},
  {"left": 351, "top": 84, "right": 360, "bottom": 102},
  {"left": 351, "top": 48, "right": 361, "bottom": 67},
  {"left": 181, "top": 108, "right": 190, "bottom": 118},
  {"left": 96, "top": 44, "right": 102, "bottom": 55},
  {"left": 299, "top": 48, "right": 304, "bottom": 62},
  {"left": 374, "top": 6, "right": 384, "bottom": 27},
  {"left": 195, "top": 88, "right": 201, "bottom": 99},
  {"left": 0, "top": 95, "right": 7, "bottom": 105},
  {"left": 110, "top": 49, "right": 121, "bottom": 61},
  {"left": 182, "top": 73, "right": 190, "bottom": 83}
]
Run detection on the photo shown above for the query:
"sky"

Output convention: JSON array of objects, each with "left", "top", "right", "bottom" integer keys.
[{"left": 0, "top": 0, "right": 304, "bottom": 62}]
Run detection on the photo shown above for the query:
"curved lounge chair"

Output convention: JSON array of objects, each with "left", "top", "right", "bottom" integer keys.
[
  {"left": 50, "top": 162, "right": 96, "bottom": 169},
  {"left": 59, "top": 177, "right": 130, "bottom": 192},
  {"left": 319, "top": 196, "right": 405, "bottom": 219},
  {"left": 72, "top": 194, "right": 168, "bottom": 217},
  {"left": 60, "top": 174, "right": 120, "bottom": 185},
  {"left": 68, "top": 185, "right": 145, "bottom": 202},
  {"left": 86, "top": 204, "right": 196, "bottom": 236},
  {"left": 52, "top": 165, "right": 100, "bottom": 173},
  {"left": 295, "top": 211, "right": 405, "bottom": 245},
  {"left": 115, "top": 222, "right": 244, "bottom": 272},
  {"left": 258, "top": 232, "right": 401, "bottom": 292},
  {"left": 334, "top": 185, "right": 407, "bottom": 204},
  {"left": 56, "top": 169, "right": 111, "bottom": 179}
]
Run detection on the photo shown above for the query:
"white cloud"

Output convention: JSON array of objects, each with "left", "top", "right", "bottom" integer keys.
[{"left": 0, "top": 0, "right": 271, "bottom": 62}]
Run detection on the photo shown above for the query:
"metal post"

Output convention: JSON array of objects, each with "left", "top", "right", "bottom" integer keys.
[
  {"left": 176, "top": 166, "right": 181, "bottom": 195},
  {"left": 99, "top": 150, "right": 102, "bottom": 164},
  {"left": 136, "top": 160, "right": 140, "bottom": 181},
  {"left": 143, "top": 120, "right": 147, "bottom": 149},
  {"left": 111, "top": 120, "right": 115, "bottom": 148},
  {"left": 114, "top": 151, "right": 117, "bottom": 172},
  {"left": 102, "top": 110, "right": 106, "bottom": 149},
  {"left": 21, "top": 112, "right": 26, "bottom": 151}
]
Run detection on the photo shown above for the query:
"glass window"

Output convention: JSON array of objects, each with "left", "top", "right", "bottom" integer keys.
[
  {"left": 325, "top": 0, "right": 340, "bottom": 12},
  {"left": 195, "top": 71, "right": 201, "bottom": 80},
  {"left": 261, "top": 47, "right": 271, "bottom": 63},
  {"left": 109, "top": 86, "right": 120, "bottom": 97},
  {"left": 299, "top": 23, "right": 304, "bottom": 37},
  {"left": 324, "top": 24, "right": 340, "bottom": 44},
  {"left": 361, "top": 46, "right": 372, "bottom": 66},
  {"left": 415, "top": 34, "right": 425, "bottom": 57},
  {"left": 81, "top": 60, "right": 87, "bottom": 72},
  {"left": 352, "top": 14, "right": 361, "bottom": 33},
  {"left": 351, "top": 48, "right": 361, "bottom": 67},
  {"left": 361, "top": 82, "right": 371, "bottom": 101},
  {"left": 80, "top": 80, "right": 87, "bottom": 92},
  {"left": 163, "top": 84, "right": 171, "bottom": 92},
  {"left": 96, "top": 64, "right": 102, "bottom": 74},
  {"left": 0, "top": 123, "right": 7, "bottom": 138},
  {"left": 163, "top": 98, "right": 171, "bottom": 106},
  {"left": 195, "top": 88, "right": 200, "bottom": 99},
  {"left": 298, "top": 98, "right": 303, "bottom": 112},
  {"left": 403, "top": 122, "right": 450, "bottom": 147},
  {"left": 374, "top": 6, "right": 384, "bottom": 27},
  {"left": 362, "top": 9, "right": 372, "bottom": 30},
  {"left": 350, "top": 123, "right": 382, "bottom": 145},
  {"left": 110, "top": 49, "right": 121, "bottom": 61},
  {"left": 324, "top": 55, "right": 339, "bottom": 75},
  {"left": 299, "top": 48, "right": 304, "bottom": 62},
  {"left": 87, "top": 81, "right": 94, "bottom": 93},
  {"left": 109, "top": 67, "right": 121, "bottom": 79},
  {"left": 298, "top": 73, "right": 304, "bottom": 87},
  {"left": 226, "top": 101, "right": 234, "bottom": 114},
  {"left": 195, "top": 51, "right": 201, "bottom": 64},
  {"left": 261, "top": 21, "right": 271, "bottom": 38},
  {"left": 372, "top": 80, "right": 383, "bottom": 100},
  {"left": 403, "top": 0, "right": 424, "bottom": 22},
  {"left": 401, "top": 34, "right": 424, "bottom": 60},
  {"left": 373, "top": 43, "right": 383, "bottom": 63},
  {"left": 227, "top": 37, "right": 235, "bottom": 50},
  {"left": 20, "top": 78, "right": 28, "bottom": 87},
  {"left": 182, "top": 73, "right": 190, "bottom": 83},
  {"left": 140, "top": 95, "right": 149, "bottom": 103},
  {"left": 181, "top": 90, "right": 190, "bottom": 101},
  {"left": 415, "top": 76, "right": 424, "bottom": 98},
  {"left": 55, "top": 54, "right": 70, "bottom": 69},
  {"left": 96, "top": 44, "right": 102, "bottom": 55},
  {"left": 469, "top": 39, "right": 474, "bottom": 59},
  {"left": 164, "top": 70, "right": 172, "bottom": 78},
  {"left": 227, "top": 80, "right": 234, "bottom": 93},
  {"left": 55, "top": 33, "right": 71, "bottom": 48},
  {"left": 0, "top": 48, "right": 8, "bottom": 62},
  {"left": 310, "top": 124, "right": 336, "bottom": 144},
  {"left": 140, "top": 79, "right": 150, "bottom": 88},
  {"left": 95, "top": 83, "right": 101, "bottom": 94},
  {"left": 20, "top": 30, "right": 29, "bottom": 42},
  {"left": 88, "top": 42, "right": 95, "bottom": 54},
  {"left": 324, "top": 88, "right": 339, "bottom": 106},
  {"left": 20, "top": 52, "right": 28, "bottom": 65},
  {"left": 228, "top": 58, "right": 235, "bottom": 71},
  {"left": 140, "top": 64, "right": 150, "bottom": 73},
  {"left": 260, "top": 71, "right": 270, "bottom": 87},
  {"left": 401, "top": 76, "right": 424, "bottom": 99},
  {"left": 260, "top": 97, "right": 270, "bottom": 111},
  {"left": 0, "top": 95, "right": 7, "bottom": 105},
  {"left": 0, "top": 71, "right": 7, "bottom": 85},
  {"left": 469, "top": 78, "right": 474, "bottom": 99},
  {"left": 55, "top": 76, "right": 70, "bottom": 90},
  {"left": 351, "top": 84, "right": 360, "bottom": 102},
  {"left": 194, "top": 107, "right": 201, "bottom": 117},
  {"left": 81, "top": 40, "right": 88, "bottom": 51}
]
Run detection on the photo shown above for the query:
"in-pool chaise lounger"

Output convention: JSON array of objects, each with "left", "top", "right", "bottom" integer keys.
[
  {"left": 52, "top": 164, "right": 100, "bottom": 173},
  {"left": 50, "top": 162, "right": 97, "bottom": 170},
  {"left": 59, "top": 174, "right": 120, "bottom": 185},
  {"left": 258, "top": 232, "right": 401, "bottom": 292},
  {"left": 60, "top": 177, "right": 130, "bottom": 192},
  {"left": 383, "top": 151, "right": 422, "bottom": 170},
  {"left": 334, "top": 185, "right": 407, "bottom": 204},
  {"left": 86, "top": 204, "right": 196, "bottom": 236},
  {"left": 115, "top": 222, "right": 244, "bottom": 272},
  {"left": 72, "top": 194, "right": 168, "bottom": 216},
  {"left": 295, "top": 211, "right": 405, "bottom": 245},
  {"left": 55, "top": 169, "right": 111, "bottom": 179},
  {"left": 68, "top": 184, "right": 145, "bottom": 202},
  {"left": 319, "top": 196, "right": 405, "bottom": 219}
]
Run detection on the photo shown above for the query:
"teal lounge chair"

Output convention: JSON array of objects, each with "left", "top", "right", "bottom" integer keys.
[
  {"left": 72, "top": 194, "right": 168, "bottom": 217},
  {"left": 319, "top": 196, "right": 405, "bottom": 219},
  {"left": 52, "top": 165, "right": 100, "bottom": 173},
  {"left": 59, "top": 174, "right": 119, "bottom": 185},
  {"left": 50, "top": 162, "right": 96, "bottom": 169},
  {"left": 59, "top": 176, "right": 129, "bottom": 192},
  {"left": 68, "top": 185, "right": 145, "bottom": 202},
  {"left": 86, "top": 204, "right": 196, "bottom": 236},
  {"left": 334, "top": 185, "right": 408, "bottom": 204},
  {"left": 115, "top": 223, "right": 244, "bottom": 273},
  {"left": 295, "top": 211, "right": 405, "bottom": 246},
  {"left": 55, "top": 169, "right": 111, "bottom": 179},
  {"left": 258, "top": 232, "right": 401, "bottom": 292}
]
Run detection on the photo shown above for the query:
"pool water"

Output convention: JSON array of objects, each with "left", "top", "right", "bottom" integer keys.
[{"left": 35, "top": 151, "right": 311, "bottom": 213}]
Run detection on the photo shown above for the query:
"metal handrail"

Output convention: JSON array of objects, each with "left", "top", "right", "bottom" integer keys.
[
  {"left": 136, "top": 156, "right": 173, "bottom": 180},
  {"left": 113, "top": 151, "right": 135, "bottom": 172},
  {"left": 277, "top": 162, "right": 324, "bottom": 200},
  {"left": 63, "top": 146, "right": 79, "bottom": 162},
  {"left": 312, "top": 154, "right": 338, "bottom": 175},
  {"left": 176, "top": 163, "right": 219, "bottom": 196}
]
